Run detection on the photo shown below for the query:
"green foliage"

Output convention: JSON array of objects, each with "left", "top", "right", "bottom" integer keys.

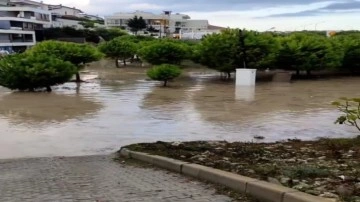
[
  {"left": 29, "top": 41, "right": 102, "bottom": 81},
  {"left": 147, "top": 64, "right": 182, "bottom": 87},
  {"left": 127, "top": 15, "right": 147, "bottom": 35},
  {"left": 98, "top": 37, "right": 137, "bottom": 67},
  {"left": 95, "top": 28, "right": 128, "bottom": 41},
  {"left": 0, "top": 53, "right": 76, "bottom": 91},
  {"left": 195, "top": 29, "right": 278, "bottom": 77},
  {"left": 79, "top": 20, "right": 95, "bottom": 28},
  {"left": 138, "top": 40, "right": 189, "bottom": 65},
  {"left": 320, "top": 137, "right": 360, "bottom": 153},
  {"left": 274, "top": 33, "right": 340, "bottom": 75},
  {"left": 332, "top": 98, "right": 360, "bottom": 131},
  {"left": 284, "top": 166, "right": 331, "bottom": 179}
]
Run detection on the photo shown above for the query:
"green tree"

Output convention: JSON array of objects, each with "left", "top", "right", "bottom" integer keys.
[
  {"left": 147, "top": 64, "right": 182, "bottom": 87},
  {"left": 195, "top": 29, "right": 278, "bottom": 78},
  {"left": 127, "top": 15, "right": 147, "bottom": 35},
  {"left": 0, "top": 53, "right": 76, "bottom": 92},
  {"left": 29, "top": 41, "right": 102, "bottom": 82},
  {"left": 98, "top": 37, "right": 137, "bottom": 67},
  {"left": 79, "top": 20, "right": 95, "bottom": 28},
  {"left": 95, "top": 28, "right": 128, "bottom": 41},
  {"left": 343, "top": 44, "right": 360, "bottom": 73},
  {"left": 138, "top": 40, "right": 188, "bottom": 65},
  {"left": 275, "top": 33, "right": 340, "bottom": 76},
  {"left": 333, "top": 98, "right": 360, "bottom": 132}
]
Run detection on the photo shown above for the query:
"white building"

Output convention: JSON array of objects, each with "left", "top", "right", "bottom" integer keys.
[
  {"left": 48, "top": 4, "right": 82, "bottom": 16},
  {"left": 105, "top": 11, "right": 210, "bottom": 35},
  {"left": 47, "top": 4, "right": 104, "bottom": 29},
  {"left": 0, "top": 0, "right": 51, "bottom": 52}
]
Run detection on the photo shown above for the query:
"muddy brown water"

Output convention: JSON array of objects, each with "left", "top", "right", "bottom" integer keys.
[{"left": 0, "top": 62, "right": 359, "bottom": 159}]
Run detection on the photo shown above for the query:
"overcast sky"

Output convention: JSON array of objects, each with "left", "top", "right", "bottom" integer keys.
[{"left": 42, "top": 0, "right": 360, "bottom": 31}]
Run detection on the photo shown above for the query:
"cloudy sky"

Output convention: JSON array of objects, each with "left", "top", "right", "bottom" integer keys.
[{"left": 42, "top": 0, "right": 360, "bottom": 31}]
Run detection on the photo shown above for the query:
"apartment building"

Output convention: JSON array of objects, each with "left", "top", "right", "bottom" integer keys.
[
  {"left": 105, "top": 11, "right": 209, "bottom": 35},
  {"left": 0, "top": 0, "right": 51, "bottom": 52},
  {"left": 47, "top": 4, "right": 104, "bottom": 29}
]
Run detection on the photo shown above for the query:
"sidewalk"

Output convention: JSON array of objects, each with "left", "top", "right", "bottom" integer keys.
[{"left": 0, "top": 155, "right": 231, "bottom": 202}]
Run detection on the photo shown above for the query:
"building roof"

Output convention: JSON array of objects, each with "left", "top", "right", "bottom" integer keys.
[
  {"left": 48, "top": 4, "right": 83, "bottom": 13},
  {"left": 208, "top": 24, "right": 227, "bottom": 30}
]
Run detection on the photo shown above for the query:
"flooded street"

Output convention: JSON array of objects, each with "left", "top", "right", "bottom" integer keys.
[{"left": 0, "top": 63, "right": 359, "bottom": 159}]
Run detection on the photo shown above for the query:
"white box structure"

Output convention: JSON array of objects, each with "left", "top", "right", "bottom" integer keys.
[{"left": 236, "top": 69, "right": 257, "bottom": 86}]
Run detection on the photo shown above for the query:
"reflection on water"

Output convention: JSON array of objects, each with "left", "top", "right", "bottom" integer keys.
[
  {"left": 0, "top": 65, "right": 359, "bottom": 159},
  {"left": 0, "top": 91, "right": 102, "bottom": 126}
]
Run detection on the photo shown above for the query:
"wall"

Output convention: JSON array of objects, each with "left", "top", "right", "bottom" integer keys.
[
  {"left": 51, "top": 18, "right": 84, "bottom": 29},
  {"left": 51, "top": 7, "right": 82, "bottom": 16}
]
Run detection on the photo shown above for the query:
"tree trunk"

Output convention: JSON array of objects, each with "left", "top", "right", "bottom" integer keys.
[
  {"left": 163, "top": 80, "right": 168, "bottom": 87},
  {"left": 227, "top": 72, "right": 231, "bottom": 79},
  {"left": 75, "top": 72, "right": 81, "bottom": 82},
  {"left": 123, "top": 59, "right": 126, "bottom": 66},
  {"left": 296, "top": 70, "right": 300, "bottom": 77},
  {"left": 115, "top": 58, "right": 119, "bottom": 68},
  {"left": 306, "top": 70, "right": 311, "bottom": 77},
  {"left": 46, "top": 86, "right": 52, "bottom": 92}
]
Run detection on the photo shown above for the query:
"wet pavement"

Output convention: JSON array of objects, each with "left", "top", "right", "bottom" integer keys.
[{"left": 0, "top": 155, "right": 232, "bottom": 202}]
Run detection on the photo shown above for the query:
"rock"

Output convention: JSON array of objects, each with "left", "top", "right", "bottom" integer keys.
[
  {"left": 318, "top": 156, "right": 326, "bottom": 160},
  {"left": 305, "top": 190, "right": 321, "bottom": 195},
  {"left": 254, "top": 135, "right": 265, "bottom": 140},
  {"left": 315, "top": 185, "right": 327, "bottom": 192},
  {"left": 197, "top": 157, "right": 206, "bottom": 162},
  {"left": 320, "top": 192, "right": 339, "bottom": 199},
  {"left": 280, "top": 177, "right": 290, "bottom": 184},
  {"left": 248, "top": 169, "right": 256, "bottom": 174},
  {"left": 336, "top": 185, "right": 354, "bottom": 196},
  {"left": 223, "top": 157, "right": 230, "bottom": 161},
  {"left": 171, "top": 141, "right": 183, "bottom": 146},
  {"left": 293, "top": 182, "right": 311, "bottom": 191},
  {"left": 180, "top": 155, "right": 186, "bottom": 158},
  {"left": 286, "top": 158, "right": 296, "bottom": 163},
  {"left": 267, "top": 177, "right": 282, "bottom": 185},
  {"left": 355, "top": 182, "right": 360, "bottom": 190}
]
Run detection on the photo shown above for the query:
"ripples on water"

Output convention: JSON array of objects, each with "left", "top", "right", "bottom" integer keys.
[{"left": 0, "top": 65, "right": 359, "bottom": 158}]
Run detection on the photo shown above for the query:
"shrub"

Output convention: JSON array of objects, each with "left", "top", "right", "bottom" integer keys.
[
  {"left": 332, "top": 98, "right": 360, "bottom": 131},
  {"left": 0, "top": 53, "right": 76, "bottom": 92},
  {"left": 285, "top": 166, "right": 331, "bottom": 179},
  {"left": 29, "top": 41, "right": 102, "bottom": 82},
  {"left": 147, "top": 64, "right": 182, "bottom": 87}
]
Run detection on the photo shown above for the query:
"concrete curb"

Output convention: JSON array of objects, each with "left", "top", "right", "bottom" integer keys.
[{"left": 119, "top": 148, "right": 333, "bottom": 202}]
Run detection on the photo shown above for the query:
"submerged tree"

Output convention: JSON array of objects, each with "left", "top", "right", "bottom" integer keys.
[
  {"left": 29, "top": 41, "right": 102, "bottom": 82},
  {"left": 98, "top": 37, "right": 137, "bottom": 67},
  {"left": 147, "top": 64, "right": 182, "bottom": 87},
  {"left": 138, "top": 40, "right": 189, "bottom": 65},
  {"left": 0, "top": 53, "right": 76, "bottom": 92}
]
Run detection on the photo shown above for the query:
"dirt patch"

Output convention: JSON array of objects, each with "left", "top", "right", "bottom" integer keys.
[{"left": 124, "top": 137, "right": 360, "bottom": 202}]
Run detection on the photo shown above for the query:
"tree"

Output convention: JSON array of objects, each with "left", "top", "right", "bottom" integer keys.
[
  {"left": 127, "top": 15, "right": 147, "bottom": 35},
  {"left": 98, "top": 37, "right": 137, "bottom": 67},
  {"left": 29, "top": 41, "right": 102, "bottom": 82},
  {"left": 138, "top": 40, "right": 189, "bottom": 65},
  {"left": 0, "top": 53, "right": 76, "bottom": 92},
  {"left": 275, "top": 33, "right": 340, "bottom": 76},
  {"left": 343, "top": 44, "right": 360, "bottom": 73},
  {"left": 147, "top": 64, "right": 182, "bottom": 87},
  {"left": 195, "top": 29, "right": 278, "bottom": 79},
  {"left": 333, "top": 98, "right": 360, "bottom": 132},
  {"left": 79, "top": 20, "right": 95, "bottom": 28},
  {"left": 95, "top": 28, "right": 128, "bottom": 41}
]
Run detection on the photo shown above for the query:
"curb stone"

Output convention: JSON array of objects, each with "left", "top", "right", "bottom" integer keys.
[{"left": 119, "top": 148, "right": 333, "bottom": 202}]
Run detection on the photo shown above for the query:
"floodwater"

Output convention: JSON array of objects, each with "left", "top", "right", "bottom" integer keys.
[{"left": 0, "top": 61, "right": 359, "bottom": 159}]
